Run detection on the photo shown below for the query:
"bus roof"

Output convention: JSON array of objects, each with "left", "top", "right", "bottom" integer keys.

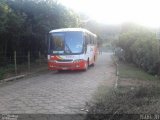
[{"left": 49, "top": 28, "right": 97, "bottom": 37}]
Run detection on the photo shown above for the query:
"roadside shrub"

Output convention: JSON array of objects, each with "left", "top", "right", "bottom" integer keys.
[
  {"left": 85, "top": 85, "right": 160, "bottom": 120},
  {"left": 114, "top": 23, "right": 159, "bottom": 75}
]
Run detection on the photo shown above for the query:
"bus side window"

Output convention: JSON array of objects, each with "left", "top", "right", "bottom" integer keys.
[
  {"left": 89, "top": 35, "right": 93, "bottom": 44},
  {"left": 93, "top": 37, "right": 95, "bottom": 44},
  {"left": 84, "top": 34, "right": 88, "bottom": 53},
  {"left": 93, "top": 36, "right": 97, "bottom": 45},
  {"left": 91, "top": 36, "right": 94, "bottom": 44},
  {"left": 95, "top": 37, "right": 97, "bottom": 45},
  {"left": 86, "top": 34, "right": 90, "bottom": 44}
]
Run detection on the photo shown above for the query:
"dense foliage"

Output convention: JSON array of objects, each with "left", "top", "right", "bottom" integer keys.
[
  {"left": 0, "top": 0, "right": 79, "bottom": 65},
  {"left": 114, "top": 24, "right": 159, "bottom": 75}
]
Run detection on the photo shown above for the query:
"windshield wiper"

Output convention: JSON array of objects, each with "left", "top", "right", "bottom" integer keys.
[{"left": 65, "top": 42, "right": 72, "bottom": 54}]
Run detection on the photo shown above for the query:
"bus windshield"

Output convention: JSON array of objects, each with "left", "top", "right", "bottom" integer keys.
[{"left": 49, "top": 32, "right": 83, "bottom": 54}]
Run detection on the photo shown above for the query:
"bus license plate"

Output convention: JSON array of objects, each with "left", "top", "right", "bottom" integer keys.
[{"left": 62, "top": 67, "right": 68, "bottom": 70}]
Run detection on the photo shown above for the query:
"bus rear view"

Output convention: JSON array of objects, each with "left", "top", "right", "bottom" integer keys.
[{"left": 48, "top": 28, "right": 98, "bottom": 71}]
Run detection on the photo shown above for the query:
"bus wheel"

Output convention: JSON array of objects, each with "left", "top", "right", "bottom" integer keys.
[
  {"left": 91, "top": 56, "right": 95, "bottom": 67},
  {"left": 83, "top": 61, "right": 89, "bottom": 71}
]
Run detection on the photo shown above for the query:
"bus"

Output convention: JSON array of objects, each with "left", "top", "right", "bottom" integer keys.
[{"left": 47, "top": 28, "right": 98, "bottom": 71}]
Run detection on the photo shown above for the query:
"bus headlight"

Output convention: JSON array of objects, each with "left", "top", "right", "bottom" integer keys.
[
  {"left": 73, "top": 59, "right": 83, "bottom": 63},
  {"left": 48, "top": 55, "right": 51, "bottom": 60}
]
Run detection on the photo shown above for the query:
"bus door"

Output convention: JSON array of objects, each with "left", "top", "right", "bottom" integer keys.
[{"left": 85, "top": 34, "right": 95, "bottom": 64}]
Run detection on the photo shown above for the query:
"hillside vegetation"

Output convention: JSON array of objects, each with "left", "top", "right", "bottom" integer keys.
[
  {"left": 114, "top": 24, "right": 159, "bottom": 75},
  {"left": 0, "top": 0, "right": 79, "bottom": 66}
]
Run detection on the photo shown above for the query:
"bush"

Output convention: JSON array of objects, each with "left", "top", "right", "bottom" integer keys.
[{"left": 114, "top": 23, "right": 159, "bottom": 75}]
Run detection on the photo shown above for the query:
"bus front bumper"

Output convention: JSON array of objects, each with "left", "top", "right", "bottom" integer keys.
[{"left": 48, "top": 60, "right": 87, "bottom": 70}]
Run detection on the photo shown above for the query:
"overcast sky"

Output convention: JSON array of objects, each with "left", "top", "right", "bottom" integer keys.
[{"left": 59, "top": 0, "right": 160, "bottom": 28}]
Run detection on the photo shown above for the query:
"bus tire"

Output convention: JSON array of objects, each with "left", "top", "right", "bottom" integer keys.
[
  {"left": 92, "top": 56, "right": 96, "bottom": 66},
  {"left": 83, "top": 60, "right": 89, "bottom": 71}
]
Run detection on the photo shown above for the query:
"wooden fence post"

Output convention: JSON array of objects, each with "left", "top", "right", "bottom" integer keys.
[
  {"left": 28, "top": 51, "right": 30, "bottom": 72},
  {"left": 39, "top": 51, "right": 41, "bottom": 65},
  {"left": 14, "top": 51, "right": 17, "bottom": 75}
]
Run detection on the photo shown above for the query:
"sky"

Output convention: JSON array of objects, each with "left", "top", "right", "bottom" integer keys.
[{"left": 59, "top": 0, "right": 160, "bottom": 28}]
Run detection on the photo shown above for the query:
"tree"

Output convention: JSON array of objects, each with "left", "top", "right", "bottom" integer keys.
[
  {"left": 114, "top": 23, "right": 159, "bottom": 75},
  {"left": 0, "top": 0, "right": 80, "bottom": 66}
]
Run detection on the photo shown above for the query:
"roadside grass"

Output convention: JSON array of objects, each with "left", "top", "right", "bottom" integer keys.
[
  {"left": 85, "top": 59, "right": 160, "bottom": 120},
  {"left": 118, "top": 62, "right": 159, "bottom": 81},
  {"left": 0, "top": 62, "right": 47, "bottom": 80}
]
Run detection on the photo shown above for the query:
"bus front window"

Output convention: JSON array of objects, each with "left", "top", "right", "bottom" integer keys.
[
  {"left": 50, "top": 33, "right": 65, "bottom": 54},
  {"left": 65, "top": 32, "right": 83, "bottom": 54},
  {"left": 49, "top": 32, "right": 83, "bottom": 54}
]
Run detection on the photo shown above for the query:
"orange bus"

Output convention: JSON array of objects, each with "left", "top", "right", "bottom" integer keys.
[{"left": 48, "top": 28, "right": 98, "bottom": 71}]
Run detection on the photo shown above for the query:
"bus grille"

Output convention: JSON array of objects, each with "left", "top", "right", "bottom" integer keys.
[{"left": 57, "top": 59, "right": 73, "bottom": 62}]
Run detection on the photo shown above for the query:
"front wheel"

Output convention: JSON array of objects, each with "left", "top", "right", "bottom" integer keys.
[
  {"left": 92, "top": 56, "right": 96, "bottom": 66},
  {"left": 83, "top": 61, "right": 88, "bottom": 71}
]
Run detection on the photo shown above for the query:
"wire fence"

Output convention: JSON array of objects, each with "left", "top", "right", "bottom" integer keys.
[{"left": 0, "top": 51, "right": 47, "bottom": 80}]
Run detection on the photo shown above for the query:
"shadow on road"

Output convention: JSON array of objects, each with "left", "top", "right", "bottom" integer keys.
[{"left": 53, "top": 66, "right": 94, "bottom": 74}]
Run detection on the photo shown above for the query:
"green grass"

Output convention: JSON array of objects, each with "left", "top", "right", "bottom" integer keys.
[
  {"left": 86, "top": 85, "right": 160, "bottom": 115},
  {"left": 118, "top": 62, "right": 159, "bottom": 81},
  {"left": 93, "top": 84, "right": 112, "bottom": 103},
  {"left": 0, "top": 62, "right": 47, "bottom": 80}
]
